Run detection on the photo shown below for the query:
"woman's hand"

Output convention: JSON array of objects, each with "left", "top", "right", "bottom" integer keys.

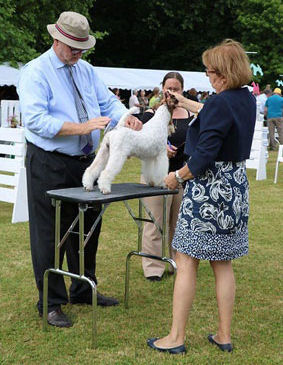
[
  {"left": 167, "top": 144, "right": 177, "bottom": 158},
  {"left": 125, "top": 115, "right": 143, "bottom": 130},
  {"left": 166, "top": 90, "right": 187, "bottom": 109},
  {"left": 167, "top": 90, "right": 203, "bottom": 114},
  {"left": 165, "top": 165, "right": 194, "bottom": 189},
  {"left": 164, "top": 172, "right": 179, "bottom": 190}
]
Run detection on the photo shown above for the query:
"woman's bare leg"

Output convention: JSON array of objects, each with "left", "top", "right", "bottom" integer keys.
[
  {"left": 153, "top": 252, "right": 199, "bottom": 348},
  {"left": 210, "top": 260, "right": 235, "bottom": 343}
]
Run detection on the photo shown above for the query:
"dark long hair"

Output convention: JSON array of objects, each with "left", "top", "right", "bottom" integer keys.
[{"left": 162, "top": 72, "right": 184, "bottom": 89}]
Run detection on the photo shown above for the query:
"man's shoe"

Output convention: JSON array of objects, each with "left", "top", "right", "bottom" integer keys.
[
  {"left": 207, "top": 334, "right": 233, "bottom": 352},
  {"left": 97, "top": 292, "right": 119, "bottom": 306},
  {"left": 146, "top": 276, "right": 162, "bottom": 282},
  {"left": 70, "top": 292, "right": 119, "bottom": 307},
  {"left": 147, "top": 338, "right": 186, "bottom": 355},
  {"left": 40, "top": 308, "right": 73, "bottom": 328}
]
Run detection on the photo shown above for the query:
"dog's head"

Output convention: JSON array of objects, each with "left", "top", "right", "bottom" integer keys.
[
  {"left": 164, "top": 91, "right": 178, "bottom": 135},
  {"left": 164, "top": 91, "right": 178, "bottom": 114}
]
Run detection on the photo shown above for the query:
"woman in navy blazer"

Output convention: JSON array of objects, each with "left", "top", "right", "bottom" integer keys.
[{"left": 147, "top": 39, "right": 256, "bottom": 354}]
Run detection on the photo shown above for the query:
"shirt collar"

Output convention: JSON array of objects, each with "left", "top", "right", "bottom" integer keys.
[{"left": 49, "top": 46, "right": 78, "bottom": 69}]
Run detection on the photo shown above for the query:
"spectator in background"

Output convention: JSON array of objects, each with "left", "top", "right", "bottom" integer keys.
[
  {"left": 187, "top": 88, "right": 198, "bottom": 102},
  {"left": 149, "top": 87, "right": 160, "bottom": 109},
  {"left": 200, "top": 91, "right": 209, "bottom": 104},
  {"left": 112, "top": 88, "right": 124, "bottom": 103},
  {"left": 140, "top": 72, "right": 192, "bottom": 281},
  {"left": 112, "top": 88, "right": 120, "bottom": 99},
  {"left": 197, "top": 91, "right": 202, "bottom": 101},
  {"left": 265, "top": 88, "right": 283, "bottom": 150},
  {"left": 129, "top": 89, "right": 142, "bottom": 115},
  {"left": 138, "top": 89, "right": 149, "bottom": 114},
  {"left": 257, "top": 89, "right": 272, "bottom": 115}
]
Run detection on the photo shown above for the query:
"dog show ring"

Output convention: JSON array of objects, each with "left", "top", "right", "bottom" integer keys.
[{"left": 43, "top": 183, "right": 178, "bottom": 348}]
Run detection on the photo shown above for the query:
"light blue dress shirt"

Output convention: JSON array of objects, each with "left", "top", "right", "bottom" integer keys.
[{"left": 17, "top": 47, "right": 127, "bottom": 155}]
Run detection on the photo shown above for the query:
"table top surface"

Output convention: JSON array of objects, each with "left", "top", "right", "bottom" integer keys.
[{"left": 46, "top": 183, "right": 178, "bottom": 204}]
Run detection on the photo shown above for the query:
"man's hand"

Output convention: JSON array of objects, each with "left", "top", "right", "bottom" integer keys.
[
  {"left": 57, "top": 117, "right": 110, "bottom": 136},
  {"left": 83, "top": 117, "right": 111, "bottom": 134},
  {"left": 125, "top": 115, "right": 143, "bottom": 131}
]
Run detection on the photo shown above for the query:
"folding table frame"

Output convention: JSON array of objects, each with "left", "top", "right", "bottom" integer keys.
[{"left": 43, "top": 183, "right": 178, "bottom": 348}]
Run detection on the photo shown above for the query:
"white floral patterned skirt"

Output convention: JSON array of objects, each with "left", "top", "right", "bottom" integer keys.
[{"left": 172, "top": 161, "right": 249, "bottom": 261}]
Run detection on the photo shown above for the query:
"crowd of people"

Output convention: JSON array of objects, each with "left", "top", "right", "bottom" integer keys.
[
  {"left": 113, "top": 87, "right": 214, "bottom": 116},
  {"left": 16, "top": 8, "right": 282, "bottom": 357},
  {"left": 112, "top": 83, "right": 282, "bottom": 152}
]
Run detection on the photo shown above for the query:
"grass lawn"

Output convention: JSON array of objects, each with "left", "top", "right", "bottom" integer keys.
[{"left": 0, "top": 151, "right": 282, "bottom": 364}]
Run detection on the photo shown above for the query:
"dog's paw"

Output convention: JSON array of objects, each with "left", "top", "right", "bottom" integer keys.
[
  {"left": 82, "top": 169, "right": 95, "bottom": 191},
  {"left": 100, "top": 187, "right": 111, "bottom": 194},
  {"left": 98, "top": 177, "right": 111, "bottom": 194}
]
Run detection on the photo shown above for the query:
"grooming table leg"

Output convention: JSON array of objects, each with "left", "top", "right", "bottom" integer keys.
[
  {"left": 43, "top": 200, "right": 98, "bottom": 347},
  {"left": 124, "top": 196, "right": 177, "bottom": 308},
  {"left": 43, "top": 269, "right": 97, "bottom": 347}
]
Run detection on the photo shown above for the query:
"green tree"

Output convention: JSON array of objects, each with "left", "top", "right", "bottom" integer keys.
[
  {"left": 91, "top": 0, "right": 239, "bottom": 71},
  {"left": 1, "top": 0, "right": 282, "bottom": 87},
  {"left": 0, "top": 0, "right": 99, "bottom": 66},
  {"left": 91, "top": 0, "right": 282, "bottom": 86},
  {"left": 235, "top": 0, "right": 283, "bottom": 87}
]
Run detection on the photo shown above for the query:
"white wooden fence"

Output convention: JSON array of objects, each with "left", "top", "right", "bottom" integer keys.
[
  {"left": 0, "top": 99, "right": 22, "bottom": 127},
  {"left": 0, "top": 100, "right": 28, "bottom": 223},
  {"left": 246, "top": 103, "right": 268, "bottom": 180}
]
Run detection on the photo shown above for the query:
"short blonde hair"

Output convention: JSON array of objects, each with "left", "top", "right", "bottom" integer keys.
[{"left": 202, "top": 39, "right": 252, "bottom": 89}]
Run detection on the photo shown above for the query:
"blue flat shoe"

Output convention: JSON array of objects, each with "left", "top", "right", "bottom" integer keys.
[
  {"left": 147, "top": 337, "right": 186, "bottom": 355},
  {"left": 208, "top": 334, "right": 233, "bottom": 352}
]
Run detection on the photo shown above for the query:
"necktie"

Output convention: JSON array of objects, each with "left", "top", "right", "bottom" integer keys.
[{"left": 67, "top": 65, "right": 93, "bottom": 155}]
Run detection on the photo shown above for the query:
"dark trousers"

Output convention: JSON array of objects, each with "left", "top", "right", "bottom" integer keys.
[
  {"left": 267, "top": 117, "right": 283, "bottom": 149},
  {"left": 26, "top": 142, "right": 102, "bottom": 313}
]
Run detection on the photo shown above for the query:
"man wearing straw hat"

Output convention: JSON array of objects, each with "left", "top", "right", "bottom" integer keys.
[{"left": 18, "top": 11, "right": 142, "bottom": 328}]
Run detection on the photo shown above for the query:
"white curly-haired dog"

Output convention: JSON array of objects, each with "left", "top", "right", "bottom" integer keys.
[{"left": 82, "top": 101, "right": 175, "bottom": 194}]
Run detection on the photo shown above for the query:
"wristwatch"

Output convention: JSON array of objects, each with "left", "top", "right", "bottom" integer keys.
[{"left": 175, "top": 170, "right": 185, "bottom": 184}]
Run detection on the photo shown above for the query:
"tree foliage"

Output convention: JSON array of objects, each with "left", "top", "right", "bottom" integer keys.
[
  {"left": 91, "top": 0, "right": 239, "bottom": 71},
  {"left": 91, "top": 0, "right": 282, "bottom": 86},
  {"left": 0, "top": 0, "right": 97, "bottom": 66},
  {"left": 0, "top": 0, "right": 282, "bottom": 87},
  {"left": 235, "top": 0, "right": 283, "bottom": 85}
]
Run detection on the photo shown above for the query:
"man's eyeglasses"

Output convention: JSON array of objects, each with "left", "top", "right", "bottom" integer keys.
[{"left": 69, "top": 46, "right": 87, "bottom": 55}]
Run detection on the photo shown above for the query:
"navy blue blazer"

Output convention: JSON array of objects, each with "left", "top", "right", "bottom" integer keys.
[{"left": 185, "top": 87, "right": 256, "bottom": 177}]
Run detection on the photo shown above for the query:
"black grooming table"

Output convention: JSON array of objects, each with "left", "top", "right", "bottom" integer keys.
[
  {"left": 47, "top": 183, "right": 178, "bottom": 204},
  {"left": 43, "top": 183, "right": 178, "bottom": 347}
]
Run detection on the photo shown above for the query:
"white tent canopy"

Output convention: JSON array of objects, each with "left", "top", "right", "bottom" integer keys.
[
  {"left": 94, "top": 66, "right": 214, "bottom": 92},
  {"left": 0, "top": 64, "right": 20, "bottom": 87},
  {"left": 0, "top": 63, "right": 214, "bottom": 92}
]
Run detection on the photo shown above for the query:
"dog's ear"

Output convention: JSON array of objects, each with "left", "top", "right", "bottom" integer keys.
[{"left": 168, "top": 120, "right": 175, "bottom": 136}]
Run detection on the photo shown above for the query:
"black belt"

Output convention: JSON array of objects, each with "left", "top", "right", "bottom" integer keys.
[
  {"left": 26, "top": 141, "right": 95, "bottom": 161},
  {"left": 70, "top": 153, "right": 96, "bottom": 161}
]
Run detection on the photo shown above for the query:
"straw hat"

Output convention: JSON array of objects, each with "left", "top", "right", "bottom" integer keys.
[{"left": 47, "top": 11, "right": 96, "bottom": 50}]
